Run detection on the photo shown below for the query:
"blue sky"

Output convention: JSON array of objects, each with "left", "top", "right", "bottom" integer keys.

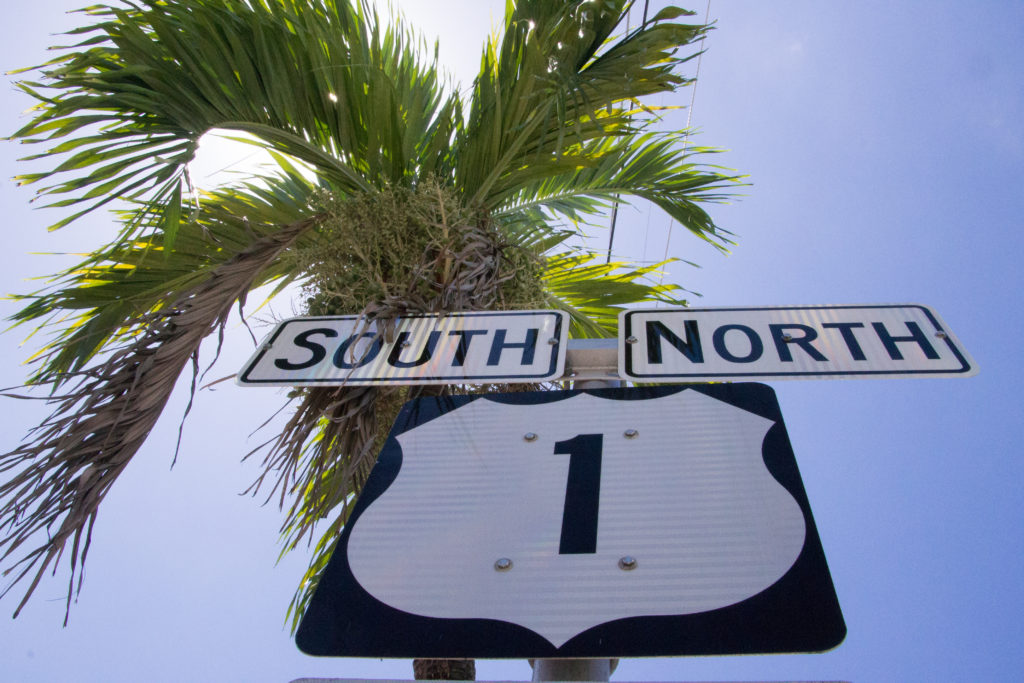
[{"left": 1, "top": 1, "right": 1022, "bottom": 681}]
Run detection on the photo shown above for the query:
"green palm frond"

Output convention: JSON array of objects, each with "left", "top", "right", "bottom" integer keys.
[
  {"left": 1, "top": 0, "right": 742, "bottom": 626},
  {"left": 543, "top": 250, "right": 690, "bottom": 337},
  {"left": 454, "top": 0, "right": 708, "bottom": 207},
  {"left": 9, "top": 165, "right": 320, "bottom": 383},
  {"left": 11, "top": 0, "right": 455, "bottom": 234},
  {"left": 0, "top": 215, "right": 320, "bottom": 622},
  {"left": 498, "top": 132, "right": 742, "bottom": 251}
]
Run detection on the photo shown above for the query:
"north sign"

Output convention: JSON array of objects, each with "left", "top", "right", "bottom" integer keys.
[
  {"left": 237, "top": 310, "right": 567, "bottom": 386},
  {"left": 620, "top": 304, "right": 976, "bottom": 382},
  {"left": 295, "top": 384, "right": 845, "bottom": 658}
]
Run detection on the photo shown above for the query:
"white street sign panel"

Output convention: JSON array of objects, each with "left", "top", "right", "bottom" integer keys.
[
  {"left": 237, "top": 310, "right": 567, "bottom": 385},
  {"left": 620, "top": 304, "right": 976, "bottom": 382},
  {"left": 296, "top": 384, "right": 845, "bottom": 658}
]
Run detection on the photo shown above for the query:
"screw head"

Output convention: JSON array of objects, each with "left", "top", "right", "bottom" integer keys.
[
  {"left": 547, "top": 337, "right": 559, "bottom": 346},
  {"left": 781, "top": 333, "right": 794, "bottom": 342},
  {"left": 523, "top": 432, "right": 538, "bottom": 442},
  {"left": 494, "top": 557, "right": 513, "bottom": 571},
  {"left": 624, "top": 429, "right": 638, "bottom": 439},
  {"left": 618, "top": 556, "right": 638, "bottom": 571},
  {"left": 935, "top": 331, "right": 948, "bottom": 339},
  {"left": 626, "top": 335, "right": 639, "bottom": 344},
  {"left": 400, "top": 340, "right": 411, "bottom": 347}
]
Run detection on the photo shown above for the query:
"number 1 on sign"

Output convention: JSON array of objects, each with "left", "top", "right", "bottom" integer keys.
[{"left": 554, "top": 434, "right": 603, "bottom": 554}]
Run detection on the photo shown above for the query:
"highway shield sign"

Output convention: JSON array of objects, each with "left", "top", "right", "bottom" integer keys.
[{"left": 296, "top": 383, "right": 845, "bottom": 658}]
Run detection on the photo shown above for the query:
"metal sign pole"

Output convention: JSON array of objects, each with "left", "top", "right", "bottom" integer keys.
[
  {"left": 528, "top": 365, "right": 620, "bottom": 682},
  {"left": 530, "top": 657, "right": 616, "bottom": 682}
]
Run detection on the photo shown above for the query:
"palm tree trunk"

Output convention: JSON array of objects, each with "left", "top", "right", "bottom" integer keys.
[{"left": 412, "top": 658, "right": 475, "bottom": 680}]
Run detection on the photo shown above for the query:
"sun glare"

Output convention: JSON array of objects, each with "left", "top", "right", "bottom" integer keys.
[{"left": 189, "top": 131, "right": 315, "bottom": 191}]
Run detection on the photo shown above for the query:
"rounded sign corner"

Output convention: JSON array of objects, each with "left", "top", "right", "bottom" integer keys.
[
  {"left": 298, "top": 384, "right": 844, "bottom": 658},
  {"left": 620, "top": 304, "right": 975, "bottom": 382},
  {"left": 238, "top": 311, "right": 569, "bottom": 386}
]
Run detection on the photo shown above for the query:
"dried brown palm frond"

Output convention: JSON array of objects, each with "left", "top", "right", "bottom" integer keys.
[
  {"left": 258, "top": 183, "right": 553, "bottom": 628},
  {"left": 258, "top": 182, "right": 544, "bottom": 537},
  {"left": 413, "top": 658, "right": 475, "bottom": 681},
  {"left": 0, "top": 215, "right": 321, "bottom": 622},
  {"left": 245, "top": 384, "right": 386, "bottom": 545},
  {"left": 1, "top": 0, "right": 744, "bottom": 649}
]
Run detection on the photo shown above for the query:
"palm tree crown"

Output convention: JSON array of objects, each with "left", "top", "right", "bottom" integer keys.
[{"left": 0, "top": 0, "right": 739, "bottom": 626}]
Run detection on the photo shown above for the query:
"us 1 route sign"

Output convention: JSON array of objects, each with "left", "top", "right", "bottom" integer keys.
[
  {"left": 295, "top": 383, "right": 846, "bottom": 658},
  {"left": 237, "top": 310, "right": 567, "bottom": 385},
  {"left": 620, "top": 304, "right": 976, "bottom": 382}
]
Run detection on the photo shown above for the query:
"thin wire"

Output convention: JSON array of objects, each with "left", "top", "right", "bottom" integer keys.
[
  {"left": 658, "top": 0, "right": 711, "bottom": 289},
  {"left": 606, "top": 2, "right": 642, "bottom": 264},
  {"left": 605, "top": 201, "right": 620, "bottom": 264},
  {"left": 641, "top": 188, "right": 654, "bottom": 263}
]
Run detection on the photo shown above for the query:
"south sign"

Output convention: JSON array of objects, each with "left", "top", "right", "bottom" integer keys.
[
  {"left": 237, "top": 310, "right": 568, "bottom": 386},
  {"left": 619, "top": 304, "right": 976, "bottom": 382}
]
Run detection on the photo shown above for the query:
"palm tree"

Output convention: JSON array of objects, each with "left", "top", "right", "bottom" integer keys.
[{"left": 0, "top": 0, "right": 737, "bottom": 672}]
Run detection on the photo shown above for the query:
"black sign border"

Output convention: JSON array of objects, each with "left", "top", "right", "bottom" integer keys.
[
  {"left": 296, "top": 383, "right": 846, "bottom": 658},
  {"left": 622, "top": 304, "right": 974, "bottom": 379},
  {"left": 238, "top": 311, "right": 566, "bottom": 385}
]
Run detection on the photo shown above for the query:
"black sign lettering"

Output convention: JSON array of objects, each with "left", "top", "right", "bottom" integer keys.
[
  {"left": 713, "top": 324, "right": 764, "bottom": 363},
  {"left": 274, "top": 328, "right": 338, "bottom": 371},
  {"left": 333, "top": 332, "right": 383, "bottom": 369},
  {"left": 769, "top": 324, "right": 827, "bottom": 362},
  {"left": 872, "top": 321, "right": 939, "bottom": 361},
  {"left": 823, "top": 322, "right": 867, "bottom": 361},
  {"left": 387, "top": 331, "right": 441, "bottom": 368},
  {"left": 448, "top": 329, "right": 487, "bottom": 367},
  {"left": 554, "top": 433, "right": 603, "bottom": 555},
  {"left": 487, "top": 328, "right": 538, "bottom": 366},
  {"left": 645, "top": 320, "right": 703, "bottom": 364}
]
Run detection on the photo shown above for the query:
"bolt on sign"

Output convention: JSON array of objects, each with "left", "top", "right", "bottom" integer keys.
[
  {"left": 620, "top": 304, "right": 976, "bottom": 382},
  {"left": 236, "top": 310, "right": 567, "bottom": 385},
  {"left": 295, "top": 384, "right": 846, "bottom": 658}
]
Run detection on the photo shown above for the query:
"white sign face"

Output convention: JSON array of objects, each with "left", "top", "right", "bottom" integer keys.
[
  {"left": 346, "top": 389, "right": 805, "bottom": 648},
  {"left": 620, "top": 304, "right": 977, "bottom": 381},
  {"left": 296, "top": 384, "right": 845, "bottom": 658},
  {"left": 236, "top": 310, "right": 567, "bottom": 385}
]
